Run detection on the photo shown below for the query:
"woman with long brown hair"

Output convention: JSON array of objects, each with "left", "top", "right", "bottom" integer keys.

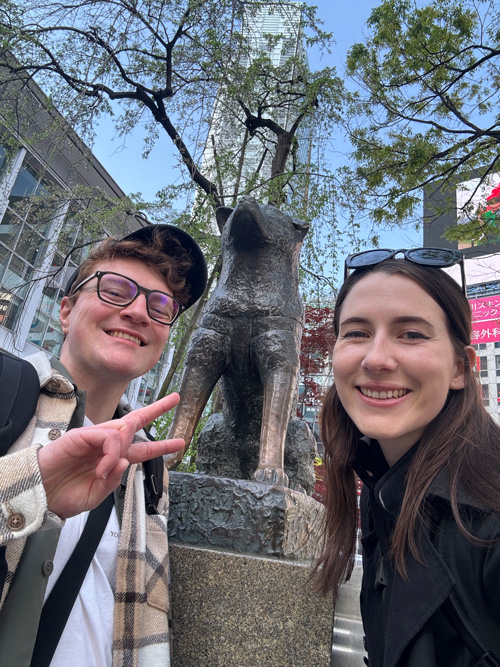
[{"left": 314, "top": 249, "right": 500, "bottom": 667}]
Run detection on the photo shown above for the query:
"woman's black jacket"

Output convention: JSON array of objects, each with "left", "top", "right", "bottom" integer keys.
[{"left": 354, "top": 439, "right": 500, "bottom": 667}]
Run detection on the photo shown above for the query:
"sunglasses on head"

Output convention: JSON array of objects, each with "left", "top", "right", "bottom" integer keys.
[{"left": 344, "top": 247, "right": 467, "bottom": 297}]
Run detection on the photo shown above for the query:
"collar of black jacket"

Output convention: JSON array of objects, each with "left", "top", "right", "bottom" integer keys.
[
  {"left": 353, "top": 436, "right": 490, "bottom": 517},
  {"left": 428, "top": 468, "right": 491, "bottom": 513},
  {"left": 353, "top": 437, "right": 419, "bottom": 520}
]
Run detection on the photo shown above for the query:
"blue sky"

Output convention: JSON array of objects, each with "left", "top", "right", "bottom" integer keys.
[{"left": 91, "top": 0, "right": 422, "bottom": 251}]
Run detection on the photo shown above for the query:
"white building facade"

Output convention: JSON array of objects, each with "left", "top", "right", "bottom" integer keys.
[{"left": 201, "top": 2, "right": 313, "bottom": 207}]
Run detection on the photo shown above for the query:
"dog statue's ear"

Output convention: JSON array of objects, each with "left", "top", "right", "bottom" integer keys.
[
  {"left": 292, "top": 218, "right": 310, "bottom": 240},
  {"left": 215, "top": 206, "right": 233, "bottom": 233}
]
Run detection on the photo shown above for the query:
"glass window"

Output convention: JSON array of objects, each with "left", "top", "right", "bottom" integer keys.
[
  {"left": 41, "top": 323, "right": 63, "bottom": 356},
  {"left": 16, "top": 229, "right": 47, "bottom": 267},
  {"left": 28, "top": 284, "right": 64, "bottom": 352},
  {"left": 27, "top": 311, "right": 49, "bottom": 347},
  {"left": 138, "top": 375, "right": 156, "bottom": 406},
  {"left": 51, "top": 297, "right": 62, "bottom": 323},
  {"left": 482, "top": 384, "right": 490, "bottom": 406},
  {"left": 138, "top": 377, "right": 148, "bottom": 404},
  {"left": 0, "top": 154, "right": 58, "bottom": 338},
  {"left": 0, "top": 154, "right": 59, "bottom": 336},
  {"left": 0, "top": 293, "right": 22, "bottom": 331},
  {"left": 37, "top": 286, "right": 58, "bottom": 318},
  {"left": 3, "top": 255, "right": 34, "bottom": 297},
  {"left": 9, "top": 161, "right": 39, "bottom": 206},
  {"left": 479, "top": 343, "right": 487, "bottom": 349},
  {"left": 480, "top": 357, "right": 489, "bottom": 377},
  {"left": 24, "top": 184, "right": 55, "bottom": 237},
  {"left": 0, "top": 209, "right": 23, "bottom": 249},
  {"left": 56, "top": 216, "right": 80, "bottom": 254},
  {"left": 70, "top": 241, "right": 88, "bottom": 269},
  {"left": 52, "top": 215, "right": 89, "bottom": 273},
  {"left": 8, "top": 156, "right": 55, "bottom": 236},
  {"left": 0, "top": 144, "right": 9, "bottom": 180},
  {"left": 0, "top": 244, "right": 9, "bottom": 282},
  {"left": 136, "top": 357, "right": 168, "bottom": 406},
  {"left": 50, "top": 251, "right": 65, "bottom": 271}
]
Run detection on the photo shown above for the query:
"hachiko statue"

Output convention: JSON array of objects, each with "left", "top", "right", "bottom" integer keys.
[{"left": 166, "top": 197, "right": 317, "bottom": 491}]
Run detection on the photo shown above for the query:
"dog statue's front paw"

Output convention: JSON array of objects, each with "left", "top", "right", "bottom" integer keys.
[{"left": 253, "top": 466, "right": 289, "bottom": 488}]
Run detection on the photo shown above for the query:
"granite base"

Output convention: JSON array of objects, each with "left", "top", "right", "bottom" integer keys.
[{"left": 170, "top": 543, "right": 335, "bottom": 667}]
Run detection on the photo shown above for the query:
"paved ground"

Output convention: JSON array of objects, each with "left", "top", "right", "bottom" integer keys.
[{"left": 331, "top": 557, "right": 366, "bottom": 666}]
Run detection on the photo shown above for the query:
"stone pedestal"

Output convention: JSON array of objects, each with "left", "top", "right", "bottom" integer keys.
[
  {"left": 168, "top": 473, "right": 334, "bottom": 666},
  {"left": 170, "top": 543, "right": 334, "bottom": 666}
]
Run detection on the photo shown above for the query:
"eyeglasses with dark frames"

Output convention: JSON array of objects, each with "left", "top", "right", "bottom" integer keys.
[
  {"left": 344, "top": 247, "right": 467, "bottom": 297},
  {"left": 70, "top": 271, "right": 184, "bottom": 325}
]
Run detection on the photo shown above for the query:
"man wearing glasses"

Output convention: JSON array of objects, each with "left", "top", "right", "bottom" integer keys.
[{"left": 0, "top": 225, "right": 207, "bottom": 666}]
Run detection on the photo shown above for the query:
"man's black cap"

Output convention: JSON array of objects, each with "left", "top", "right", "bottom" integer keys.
[{"left": 64, "top": 224, "right": 208, "bottom": 310}]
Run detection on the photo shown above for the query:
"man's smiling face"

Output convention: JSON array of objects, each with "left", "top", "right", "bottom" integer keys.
[{"left": 59, "top": 257, "right": 172, "bottom": 388}]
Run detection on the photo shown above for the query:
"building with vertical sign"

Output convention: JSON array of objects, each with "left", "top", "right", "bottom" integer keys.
[{"left": 424, "top": 173, "right": 500, "bottom": 421}]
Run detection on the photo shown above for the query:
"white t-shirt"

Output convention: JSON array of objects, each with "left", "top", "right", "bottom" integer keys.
[{"left": 42, "top": 417, "right": 120, "bottom": 667}]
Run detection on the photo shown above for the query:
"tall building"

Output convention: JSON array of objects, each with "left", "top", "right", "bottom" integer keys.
[{"left": 201, "top": 2, "right": 313, "bottom": 208}]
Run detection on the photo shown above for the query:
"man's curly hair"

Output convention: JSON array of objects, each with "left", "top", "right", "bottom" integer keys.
[{"left": 68, "top": 227, "right": 193, "bottom": 306}]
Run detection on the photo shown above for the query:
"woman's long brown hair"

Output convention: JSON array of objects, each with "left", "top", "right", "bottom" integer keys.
[{"left": 313, "top": 259, "right": 500, "bottom": 596}]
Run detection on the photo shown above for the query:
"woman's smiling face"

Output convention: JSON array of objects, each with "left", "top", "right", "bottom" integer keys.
[{"left": 332, "top": 272, "right": 467, "bottom": 465}]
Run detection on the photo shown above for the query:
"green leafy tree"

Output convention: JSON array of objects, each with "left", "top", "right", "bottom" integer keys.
[
  {"left": 0, "top": 67, "right": 150, "bottom": 334},
  {"left": 344, "top": 0, "right": 500, "bottom": 242},
  {"left": 0, "top": 0, "right": 360, "bottom": 407},
  {"left": 1, "top": 4, "right": 335, "bottom": 204},
  {"left": 0, "top": 0, "right": 352, "bottom": 298}
]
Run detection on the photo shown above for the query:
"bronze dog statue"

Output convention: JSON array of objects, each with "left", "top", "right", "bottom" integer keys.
[{"left": 166, "top": 197, "right": 316, "bottom": 491}]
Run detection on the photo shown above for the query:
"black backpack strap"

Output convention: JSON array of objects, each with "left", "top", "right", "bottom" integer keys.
[
  {"left": 0, "top": 353, "right": 40, "bottom": 456},
  {"left": 0, "top": 353, "right": 40, "bottom": 601},
  {"left": 142, "top": 428, "right": 164, "bottom": 515},
  {"left": 444, "top": 593, "right": 500, "bottom": 667},
  {"left": 29, "top": 494, "right": 114, "bottom": 667}
]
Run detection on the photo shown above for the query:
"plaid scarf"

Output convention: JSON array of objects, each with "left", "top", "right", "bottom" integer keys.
[{"left": 0, "top": 352, "right": 171, "bottom": 666}]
